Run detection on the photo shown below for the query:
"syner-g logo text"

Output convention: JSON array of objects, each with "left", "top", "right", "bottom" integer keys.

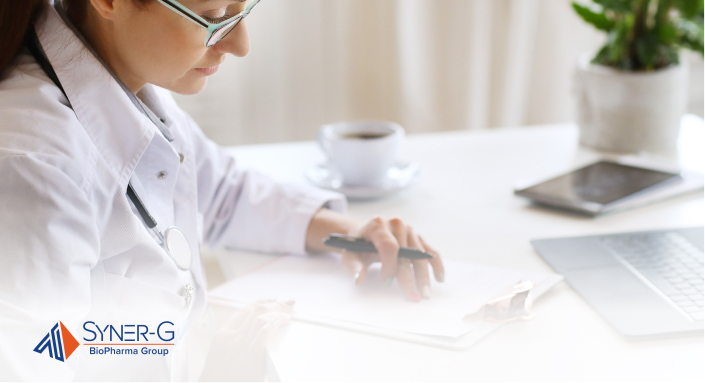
[{"left": 34, "top": 321, "right": 175, "bottom": 361}]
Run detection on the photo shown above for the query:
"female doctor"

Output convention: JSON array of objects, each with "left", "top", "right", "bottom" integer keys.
[{"left": 0, "top": 0, "right": 445, "bottom": 380}]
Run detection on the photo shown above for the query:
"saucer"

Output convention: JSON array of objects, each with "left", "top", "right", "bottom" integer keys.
[{"left": 305, "top": 161, "right": 421, "bottom": 200}]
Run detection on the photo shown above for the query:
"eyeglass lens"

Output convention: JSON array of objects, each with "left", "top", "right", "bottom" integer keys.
[{"left": 207, "top": 17, "right": 243, "bottom": 47}]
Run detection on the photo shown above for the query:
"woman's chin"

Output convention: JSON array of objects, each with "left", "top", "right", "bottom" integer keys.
[{"left": 169, "top": 77, "right": 208, "bottom": 95}]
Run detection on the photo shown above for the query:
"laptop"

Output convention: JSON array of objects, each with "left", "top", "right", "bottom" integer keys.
[{"left": 532, "top": 227, "right": 704, "bottom": 338}]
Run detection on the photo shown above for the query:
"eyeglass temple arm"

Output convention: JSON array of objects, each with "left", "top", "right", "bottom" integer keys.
[
  {"left": 244, "top": 0, "right": 262, "bottom": 15},
  {"left": 160, "top": 0, "right": 261, "bottom": 28},
  {"left": 157, "top": 0, "right": 209, "bottom": 28}
]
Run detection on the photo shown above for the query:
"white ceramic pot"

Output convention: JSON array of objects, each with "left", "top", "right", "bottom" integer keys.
[{"left": 574, "top": 54, "right": 688, "bottom": 155}]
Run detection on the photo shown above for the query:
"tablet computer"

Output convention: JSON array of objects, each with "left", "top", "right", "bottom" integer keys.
[{"left": 514, "top": 161, "right": 682, "bottom": 216}]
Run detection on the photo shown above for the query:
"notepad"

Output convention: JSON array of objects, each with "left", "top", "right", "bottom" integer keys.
[{"left": 209, "top": 252, "right": 563, "bottom": 341}]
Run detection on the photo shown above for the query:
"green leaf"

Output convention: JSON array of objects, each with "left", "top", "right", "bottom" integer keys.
[
  {"left": 674, "top": 18, "right": 705, "bottom": 53},
  {"left": 593, "top": 0, "right": 633, "bottom": 13},
  {"left": 675, "top": 18, "right": 704, "bottom": 37},
  {"left": 610, "top": 19, "right": 634, "bottom": 69},
  {"left": 592, "top": 44, "right": 613, "bottom": 65},
  {"left": 656, "top": 45, "right": 681, "bottom": 67},
  {"left": 679, "top": 35, "right": 705, "bottom": 53},
  {"left": 577, "top": 0, "right": 704, "bottom": 69},
  {"left": 572, "top": 2, "right": 615, "bottom": 31},
  {"left": 657, "top": 24, "right": 678, "bottom": 44},
  {"left": 674, "top": 0, "right": 704, "bottom": 18}
]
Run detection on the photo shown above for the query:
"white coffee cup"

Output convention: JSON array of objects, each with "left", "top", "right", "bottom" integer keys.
[{"left": 317, "top": 121, "right": 404, "bottom": 186}]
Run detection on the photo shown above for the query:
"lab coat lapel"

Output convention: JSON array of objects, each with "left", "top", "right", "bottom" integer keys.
[
  {"left": 35, "top": 6, "right": 154, "bottom": 191},
  {"left": 34, "top": 5, "right": 209, "bottom": 295}
]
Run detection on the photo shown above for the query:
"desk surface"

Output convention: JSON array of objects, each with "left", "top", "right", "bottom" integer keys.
[{"left": 207, "top": 117, "right": 704, "bottom": 381}]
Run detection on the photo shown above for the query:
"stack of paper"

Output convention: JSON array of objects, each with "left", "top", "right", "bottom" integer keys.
[{"left": 209, "top": 253, "right": 563, "bottom": 349}]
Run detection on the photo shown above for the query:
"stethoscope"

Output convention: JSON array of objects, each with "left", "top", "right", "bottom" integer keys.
[
  {"left": 126, "top": 183, "right": 192, "bottom": 270},
  {"left": 25, "top": 17, "right": 192, "bottom": 271}
]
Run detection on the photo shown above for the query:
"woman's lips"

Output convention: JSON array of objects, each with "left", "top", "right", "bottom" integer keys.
[{"left": 195, "top": 65, "right": 219, "bottom": 76}]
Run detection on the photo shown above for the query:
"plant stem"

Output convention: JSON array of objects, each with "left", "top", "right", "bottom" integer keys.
[
  {"left": 630, "top": 0, "right": 651, "bottom": 68},
  {"left": 654, "top": 0, "right": 673, "bottom": 29}
]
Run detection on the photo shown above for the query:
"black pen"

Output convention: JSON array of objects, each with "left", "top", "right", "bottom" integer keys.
[{"left": 322, "top": 233, "right": 435, "bottom": 259}]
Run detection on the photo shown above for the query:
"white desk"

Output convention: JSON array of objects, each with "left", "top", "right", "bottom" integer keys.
[{"left": 205, "top": 117, "right": 704, "bottom": 381}]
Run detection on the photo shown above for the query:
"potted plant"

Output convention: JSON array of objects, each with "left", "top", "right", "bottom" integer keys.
[{"left": 572, "top": 0, "right": 704, "bottom": 155}]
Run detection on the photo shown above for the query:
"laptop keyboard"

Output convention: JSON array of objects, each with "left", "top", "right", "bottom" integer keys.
[{"left": 600, "top": 232, "right": 704, "bottom": 321}]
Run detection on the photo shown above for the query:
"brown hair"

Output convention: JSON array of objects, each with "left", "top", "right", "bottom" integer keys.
[
  {"left": 0, "top": 0, "right": 149, "bottom": 79},
  {"left": 0, "top": 0, "right": 45, "bottom": 78}
]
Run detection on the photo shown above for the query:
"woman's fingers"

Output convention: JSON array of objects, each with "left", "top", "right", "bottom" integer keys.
[
  {"left": 348, "top": 216, "right": 443, "bottom": 301},
  {"left": 341, "top": 251, "right": 367, "bottom": 285},
  {"left": 396, "top": 257, "right": 420, "bottom": 302},
  {"left": 388, "top": 220, "right": 421, "bottom": 301},
  {"left": 413, "top": 259, "right": 432, "bottom": 298},
  {"left": 407, "top": 229, "right": 432, "bottom": 298},
  {"left": 363, "top": 217, "right": 400, "bottom": 282},
  {"left": 342, "top": 251, "right": 380, "bottom": 285},
  {"left": 419, "top": 234, "right": 445, "bottom": 283}
]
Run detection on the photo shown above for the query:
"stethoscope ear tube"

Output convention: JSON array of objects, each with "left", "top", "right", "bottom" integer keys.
[
  {"left": 126, "top": 183, "right": 158, "bottom": 229},
  {"left": 127, "top": 182, "right": 170, "bottom": 246}
]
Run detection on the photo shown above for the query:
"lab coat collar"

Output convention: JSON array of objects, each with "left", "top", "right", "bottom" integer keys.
[{"left": 34, "top": 5, "right": 160, "bottom": 189}]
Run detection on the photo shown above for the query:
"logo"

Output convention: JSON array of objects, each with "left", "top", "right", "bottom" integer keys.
[
  {"left": 32, "top": 320, "right": 175, "bottom": 361},
  {"left": 33, "top": 322, "right": 80, "bottom": 362}
]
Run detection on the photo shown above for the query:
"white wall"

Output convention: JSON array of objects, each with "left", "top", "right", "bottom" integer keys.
[{"left": 173, "top": 0, "right": 703, "bottom": 146}]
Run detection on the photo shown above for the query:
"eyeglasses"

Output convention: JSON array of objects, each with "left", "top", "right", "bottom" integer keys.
[{"left": 157, "top": 0, "right": 262, "bottom": 47}]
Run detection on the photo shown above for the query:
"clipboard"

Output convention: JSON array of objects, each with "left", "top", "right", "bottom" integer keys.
[
  {"left": 210, "top": 273, "right": 563, "bottom": 350},
  {"left": 208, "top": 254, "right": 564, "bottom": 350}
]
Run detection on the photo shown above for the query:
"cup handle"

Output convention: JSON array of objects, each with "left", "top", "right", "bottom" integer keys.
[{"left": 317, "top": 129, "right": 331, "bottom": 158}]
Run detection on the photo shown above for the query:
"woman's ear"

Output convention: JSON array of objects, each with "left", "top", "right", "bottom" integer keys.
[{"left": 88, "top": 0, "right": 121, "bottom": 20}]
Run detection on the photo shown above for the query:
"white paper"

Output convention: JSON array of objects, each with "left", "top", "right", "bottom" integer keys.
[{"left": 209, "top": 253, "right": 554, "bottom": 338}]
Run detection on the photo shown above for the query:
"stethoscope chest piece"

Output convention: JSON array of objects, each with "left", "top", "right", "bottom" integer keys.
[{"left": 165, "top": 227, "right": 192, "bottom": 270}]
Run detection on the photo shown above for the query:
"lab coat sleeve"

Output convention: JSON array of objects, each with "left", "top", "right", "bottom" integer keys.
[
  {"left": 0, "top": 154, "right": 99, "bottom": 381},
  {"left": 182, "top": 114, "right": 348, "bottom": 255}
]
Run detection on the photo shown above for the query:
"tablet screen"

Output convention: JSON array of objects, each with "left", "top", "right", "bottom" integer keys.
[{"left": 519, "top": 161, "right": 680, "bottom": 205}]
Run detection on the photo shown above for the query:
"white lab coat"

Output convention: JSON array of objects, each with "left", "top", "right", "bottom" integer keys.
[{"left": 0, "top": 5, "right": 346, "bottom": 381}]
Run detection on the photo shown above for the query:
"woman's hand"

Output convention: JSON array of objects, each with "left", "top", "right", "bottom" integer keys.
[
  {"left": 199, "top": 299, "right": 294, "bottom": 382},
  {"left": 342, "top": 217, "right": 445, "bottom": 302},
  {"left": 306, "top": 208, "right": 445, "bottom": 302}
]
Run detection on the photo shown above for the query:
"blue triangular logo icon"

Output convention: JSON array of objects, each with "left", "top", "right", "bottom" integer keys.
[{"left": 33, "top": 323, "right": 65, "bottom": 362}]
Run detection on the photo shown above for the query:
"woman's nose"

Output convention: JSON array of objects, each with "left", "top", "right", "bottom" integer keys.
[{"left": 213, "top": 21, "right": 250, "bottom": 57}]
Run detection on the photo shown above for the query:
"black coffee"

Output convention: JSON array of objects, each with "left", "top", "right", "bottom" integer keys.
[{"left": 338, "top": 132, "right": 391, "bottom": 139}]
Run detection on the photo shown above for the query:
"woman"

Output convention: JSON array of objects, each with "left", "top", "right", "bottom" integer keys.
[{"left": 0, "top": 0, "right": 445, "bottom": 380}]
